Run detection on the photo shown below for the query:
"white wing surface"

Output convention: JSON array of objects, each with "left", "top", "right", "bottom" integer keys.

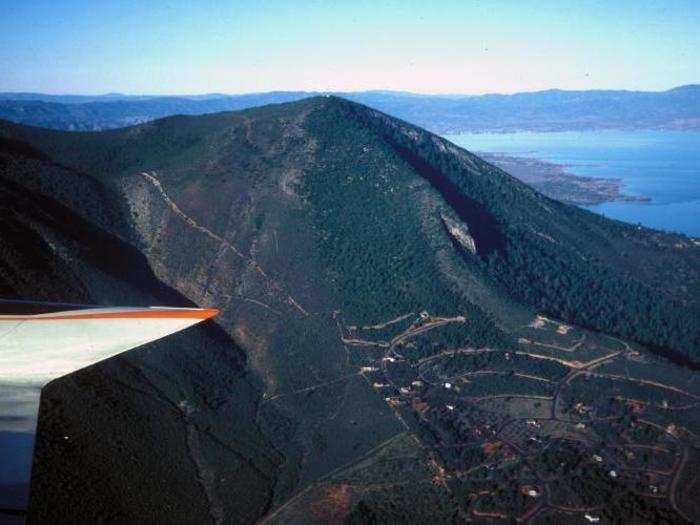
[{"left": 0, "top": 301, "right": 218, "bottom": 515}]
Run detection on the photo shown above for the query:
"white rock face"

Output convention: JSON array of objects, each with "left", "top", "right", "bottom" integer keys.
[{"left": 441, "top": 214, "right": 477, "bottom": 254}]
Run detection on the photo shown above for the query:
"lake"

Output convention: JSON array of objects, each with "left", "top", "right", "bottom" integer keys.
[{"left": 445, "top": 130, "right": 700, "bottom": 237}]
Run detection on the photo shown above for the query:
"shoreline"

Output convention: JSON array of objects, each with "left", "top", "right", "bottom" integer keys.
[{"left": 479, "top": 152, "right": 650, "bottom": 205}]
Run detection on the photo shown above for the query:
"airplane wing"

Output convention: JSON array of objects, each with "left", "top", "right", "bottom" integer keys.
[{"left": 0, "top": 300, "right": 218, "bottom": 517}]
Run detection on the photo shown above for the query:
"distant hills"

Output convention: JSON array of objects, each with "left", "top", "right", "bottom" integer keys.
[
  {"left": 1, "top": 85, "right": 698, "bottom": 132},
  {"left": 1, "top": 97, "right": 698, "bottom": 522}
]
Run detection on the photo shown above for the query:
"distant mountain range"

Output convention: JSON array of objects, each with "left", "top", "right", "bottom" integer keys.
[
  {"left": 1, "top": 97, "right": 698, "bottom": 522},
  {"left": 1, "top": 85, "right": 698, "bottom": 132}
]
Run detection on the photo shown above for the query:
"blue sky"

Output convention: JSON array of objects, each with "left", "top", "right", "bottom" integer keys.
[{"left": 1, "top": 0, "right": 698, "bottom": 94}]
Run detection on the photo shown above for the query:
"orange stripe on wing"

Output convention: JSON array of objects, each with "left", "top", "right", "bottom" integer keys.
[{"left": 0, "top": 308, "right": 219, "bottom": 321}]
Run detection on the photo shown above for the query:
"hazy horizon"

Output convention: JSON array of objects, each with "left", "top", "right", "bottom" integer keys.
[
  {"left": 2, "top": 0, "right": 699, "bottom": 95},
  {"left": 1, "top": 83, "right": 698, "bottom": 99}
]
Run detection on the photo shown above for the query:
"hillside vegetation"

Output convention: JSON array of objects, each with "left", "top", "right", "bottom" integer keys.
[
  {"left": 0, "top": 97, "right": 698, "bottom": 522},
  {"left": 6, "top": 96, "right": 695, "bottom": 362}
]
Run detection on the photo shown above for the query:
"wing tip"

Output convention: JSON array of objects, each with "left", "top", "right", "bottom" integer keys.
[{"left": 200, "top": 307, "right": 219, "bottom": 320}]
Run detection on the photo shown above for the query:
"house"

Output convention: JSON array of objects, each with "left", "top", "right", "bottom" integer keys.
[{"left": 520, "top": 485, "right": 540, "bottom": 497}]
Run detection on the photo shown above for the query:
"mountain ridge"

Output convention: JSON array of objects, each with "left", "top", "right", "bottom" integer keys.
[
  {"left": 0, "top": 84, "right": 698, "bottom": 132},
  {"left": 2, "top": 84, "right": 697, "bottom": 101}
]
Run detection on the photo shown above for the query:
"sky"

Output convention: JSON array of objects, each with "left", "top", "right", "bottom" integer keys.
[{"left": 1, "top": 0, "right": 698, "bottom": 95}]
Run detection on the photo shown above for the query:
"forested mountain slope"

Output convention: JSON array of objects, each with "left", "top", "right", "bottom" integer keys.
[
  {"left": 2, "top": 97, "right": 697, "bottom": 363},
  {"left": 0, "top": 97, "right": 698, "bottom": 522}
]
